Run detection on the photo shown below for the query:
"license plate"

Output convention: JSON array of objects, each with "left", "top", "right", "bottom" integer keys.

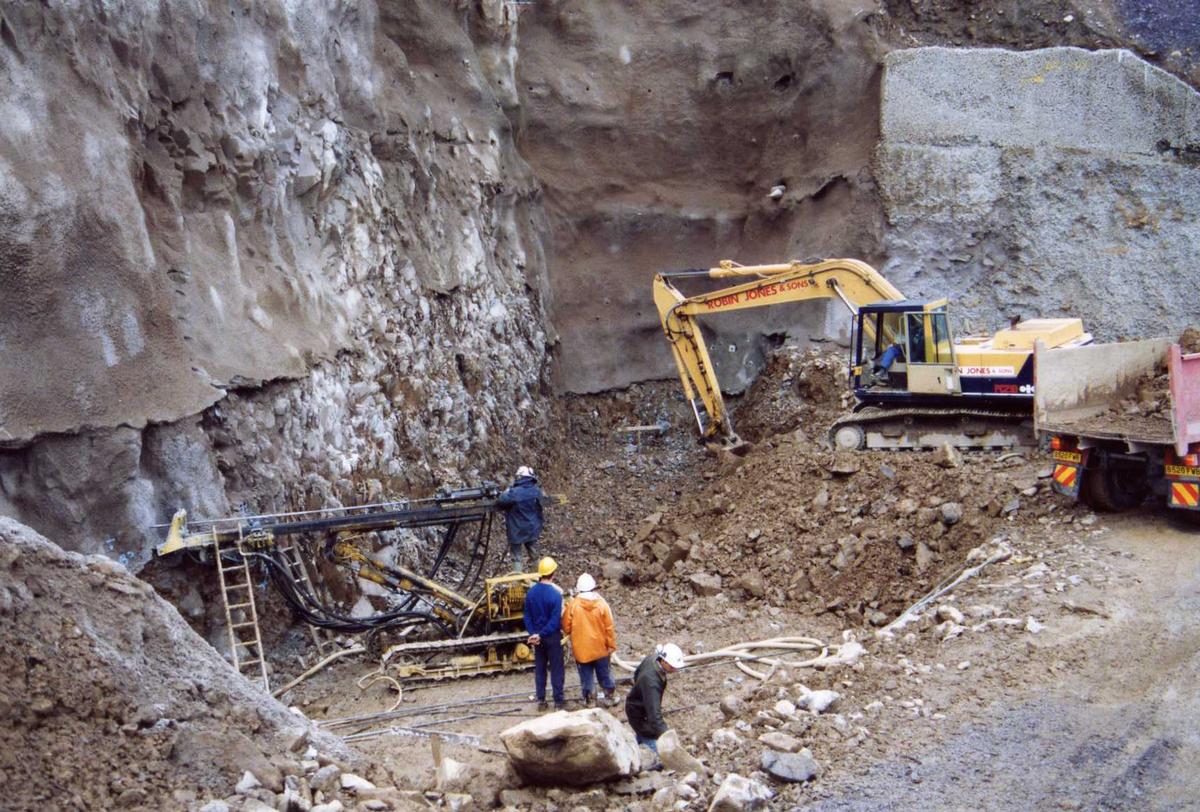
[
  {"left": 1165, "top": 464, "right": 1200, "bottom": 478},
  {"left": 1053, "top": 451, "right": 1082, "bottom": 463}
]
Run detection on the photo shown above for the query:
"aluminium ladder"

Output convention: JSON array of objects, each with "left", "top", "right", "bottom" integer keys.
[{"left": 214, "top": 527, "right": 270, "bottom": 691}]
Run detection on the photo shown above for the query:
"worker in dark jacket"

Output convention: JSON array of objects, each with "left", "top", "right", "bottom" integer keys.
[
  {"left": 523, "top": 556, "right": 565, "bottom": 711},
  {"left": 624, "top": 643, "right": 685, "bottom": 756},
  {"left": 497, "top": 465, "right": 546, "bottom": 573}
]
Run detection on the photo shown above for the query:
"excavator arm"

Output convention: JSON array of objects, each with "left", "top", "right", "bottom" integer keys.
[{"left": 653, "top": 258, "right": 905, "bottom": 444}]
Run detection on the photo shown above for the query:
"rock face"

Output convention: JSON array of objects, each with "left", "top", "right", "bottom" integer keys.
[
  {"left": 515, "top": 1, "right": 889, "bottom": 393},
  {"left": 0, "top": 517, "right": 355, "bottom": 809},
  {"left": 0, "top": 1, "right": 552, "bottom": 561},
  {"left": 500, "top": 709, "right": 641, "bottom": 786},
  {"left": 876, "top": 47, "right": 1200, "bottom": 343}
]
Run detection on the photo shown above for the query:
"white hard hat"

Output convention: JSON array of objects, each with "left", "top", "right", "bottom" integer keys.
[
  {"left": 516, "top": 465, "right": 534, "bottom": 478},
  {"left": 656, "top": 643, "right": 686, "bottom": 670},
  {"left": 576, "top": 573, "right": 596, "bottom": 593}
]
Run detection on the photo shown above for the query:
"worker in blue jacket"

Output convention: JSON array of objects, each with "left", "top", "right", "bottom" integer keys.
[
  {"left": 497, "top": 465, "right": 546, "bottom": 573},
  {"left": 524, "top": 556, "right": 566, "bottom": 711}
]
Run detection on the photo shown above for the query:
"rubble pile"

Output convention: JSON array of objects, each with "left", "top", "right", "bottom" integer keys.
[
  {"left": 614, "top": 438, "right": 1070, "bottom": 626},
  {"left": 732, "top": 347, "right": 849, "bottom": 443},
  {"left": 0, "top": 517, "right": 367, "bottom": 810}
]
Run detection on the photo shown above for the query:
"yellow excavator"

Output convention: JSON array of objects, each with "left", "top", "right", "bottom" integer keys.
[{"left": 653, "top": 258, "right": 1093, "bottom": 450}]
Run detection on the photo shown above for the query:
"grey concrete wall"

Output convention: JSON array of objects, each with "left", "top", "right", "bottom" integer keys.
[{"left": 876, "top": 47, "right": 1200, "bottom": 343}]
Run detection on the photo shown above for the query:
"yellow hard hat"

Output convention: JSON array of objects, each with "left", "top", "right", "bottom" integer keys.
[{"left": 537, "top": 556, "right": 558, "bottom": 577}]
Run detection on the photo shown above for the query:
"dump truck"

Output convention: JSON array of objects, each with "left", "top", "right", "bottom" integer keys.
[{"left": 1034, "top": 337, "right": 1200, "bottom": 517}]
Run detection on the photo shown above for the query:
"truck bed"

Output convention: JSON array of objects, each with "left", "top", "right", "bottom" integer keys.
[
  {"left": 1041, "top": 411, "right": 1173, "bottom": 444},
  {"left": 1035, "top": 337, "right": 1200, "bottom": 453}
]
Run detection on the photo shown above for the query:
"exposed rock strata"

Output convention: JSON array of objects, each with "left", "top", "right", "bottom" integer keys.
[{"left": 0, "top": 1, "right": 552, "bottom": 560}]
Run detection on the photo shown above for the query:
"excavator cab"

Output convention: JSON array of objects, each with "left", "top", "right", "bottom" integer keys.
[{"left": 852, "top": 300, "right": 960, "bottom": 400}]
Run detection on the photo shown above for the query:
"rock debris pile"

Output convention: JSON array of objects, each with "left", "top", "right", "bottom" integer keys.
[
  {"left": 0, "top": 518, "right": 360, "bottom": 810},
  {"left": 614, "top": 437, "right": 1070, "bottom": 630}
]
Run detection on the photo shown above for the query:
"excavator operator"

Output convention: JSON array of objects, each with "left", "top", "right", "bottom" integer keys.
[{"left": 873, "top": 342, "right": 905, "bottom": 385}]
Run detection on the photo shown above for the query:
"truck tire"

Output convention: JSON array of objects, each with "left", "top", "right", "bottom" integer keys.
[{"left": 1080, "top": 462, "right": 1148, "bottom": 512}]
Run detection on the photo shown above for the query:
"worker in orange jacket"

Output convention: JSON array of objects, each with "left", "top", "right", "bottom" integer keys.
[{"left": 562, "top": 573, "right": 618, "bottom": 707}]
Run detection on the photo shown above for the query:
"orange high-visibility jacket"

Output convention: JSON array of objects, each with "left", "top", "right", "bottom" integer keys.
[{"left": 562, "top": 593, "right": 617, "bottom": 664}]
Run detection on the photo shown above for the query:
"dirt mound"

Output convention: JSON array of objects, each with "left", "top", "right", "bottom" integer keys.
[
  {"left": 732, "top": 346, "right": 849, "bottom": 443},
  {"left": 615, "top": 438, "right": 1069, "bottom": 625},
  {"left": 0, "top": 518, "right": 358, "bottom": 810}
]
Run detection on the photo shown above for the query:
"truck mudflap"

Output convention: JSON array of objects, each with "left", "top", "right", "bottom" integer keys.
[
  {"left": 1165, "top": 460, "right": 1200, "bottom": 511},
  {"left": 1050, "top": 449, "right": 1086, "bottom": 499},
  {"left": 1168, "top": 481, "right": 1200, "bottom": 510}
]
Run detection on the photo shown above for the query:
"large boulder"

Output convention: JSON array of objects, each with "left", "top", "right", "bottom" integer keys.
[{"left": 500, "top": 709, "right": 640, "bottom": 786}]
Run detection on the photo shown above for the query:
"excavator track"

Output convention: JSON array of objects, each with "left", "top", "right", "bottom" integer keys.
[{"left": 829, "top": 407, "right": 1036, "bottom": 451}]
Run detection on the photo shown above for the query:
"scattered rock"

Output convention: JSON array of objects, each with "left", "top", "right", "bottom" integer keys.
[
  {"left": 1181, "top": 326, "right": 1200, "bottom": 354},
  {"left": 827, "top": 453, "right": 860, "bottom": 476},
  {"left": 760, "top": 748, "right": 822, "bottom": 783},
  {"left": 937, "top": 620, "right": 966, "bottom": 640},
  {"left": 444, "top": 793, "right": 473, "bottom": 812},
  {"left": 708, "top": 773, "right": 774, "bottom": 811},
  {"left": 936, "top": 605, "right": 965, "bottom": 625},
  {"left": 611, "top": 773, "right": 672, "bottom": 796},
  {"left": 236, "top": 771, "right": 262, "bottom": 794},
  {"left": 309, "top": 765, "right": 341, "bottom": 795},
  {"left": 689, "top": 573, "right": 723, "bottom": 597},
  {"left": 939, "top": 502, "right": 964, "bottom": 526},
  {"left": 773, "top": 699, "right": 797, "bottom": 717},
  {"left": 734, "top": 572, "right": 766, "bottom": 598},
  {"left": 658, "top": 729, "right": 705, "bottom": 774},
  {"left": 498, "top": 788, "right": 539, "bottom": 806},
  {"left": 934, "top": 443, "right": 961, "bottom": 468},
  {"left": 796, "top": 689, "right": 840, "bottom": 714},
  {"left": 719, "top": 695, "right": 746, "bottom": 720},
  {"left": 601, "top": 559, "right": 634, "bottom": 584},
  {"left": 500, "top": 709, "right": 640, "bottom": 786},
  {"left": 339, "top": 774, "right": 375, "bottom": 793},
  {"left": 241, "top": 800, "right": 275, "bottom": 812},
  {"left": 710, "top": 728, "right": 742, "bottom": 748},
  {"left": 916, "top": 542, "right": 935, "bottom": 572},
  {"left": 757, "top": 732, "right": 803, "bottom": 753},
  {"left": 436, "top": 757, "right": 474, "bottom": 793}
]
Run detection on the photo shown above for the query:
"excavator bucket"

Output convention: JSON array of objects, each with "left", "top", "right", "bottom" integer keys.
[{"left": 706, "top": 436, "right": 752, "bottom": 457}]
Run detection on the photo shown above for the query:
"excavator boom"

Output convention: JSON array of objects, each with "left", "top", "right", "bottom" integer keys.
[{"left": 653, "top": 258, "right": 905, "bottom": 443}]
